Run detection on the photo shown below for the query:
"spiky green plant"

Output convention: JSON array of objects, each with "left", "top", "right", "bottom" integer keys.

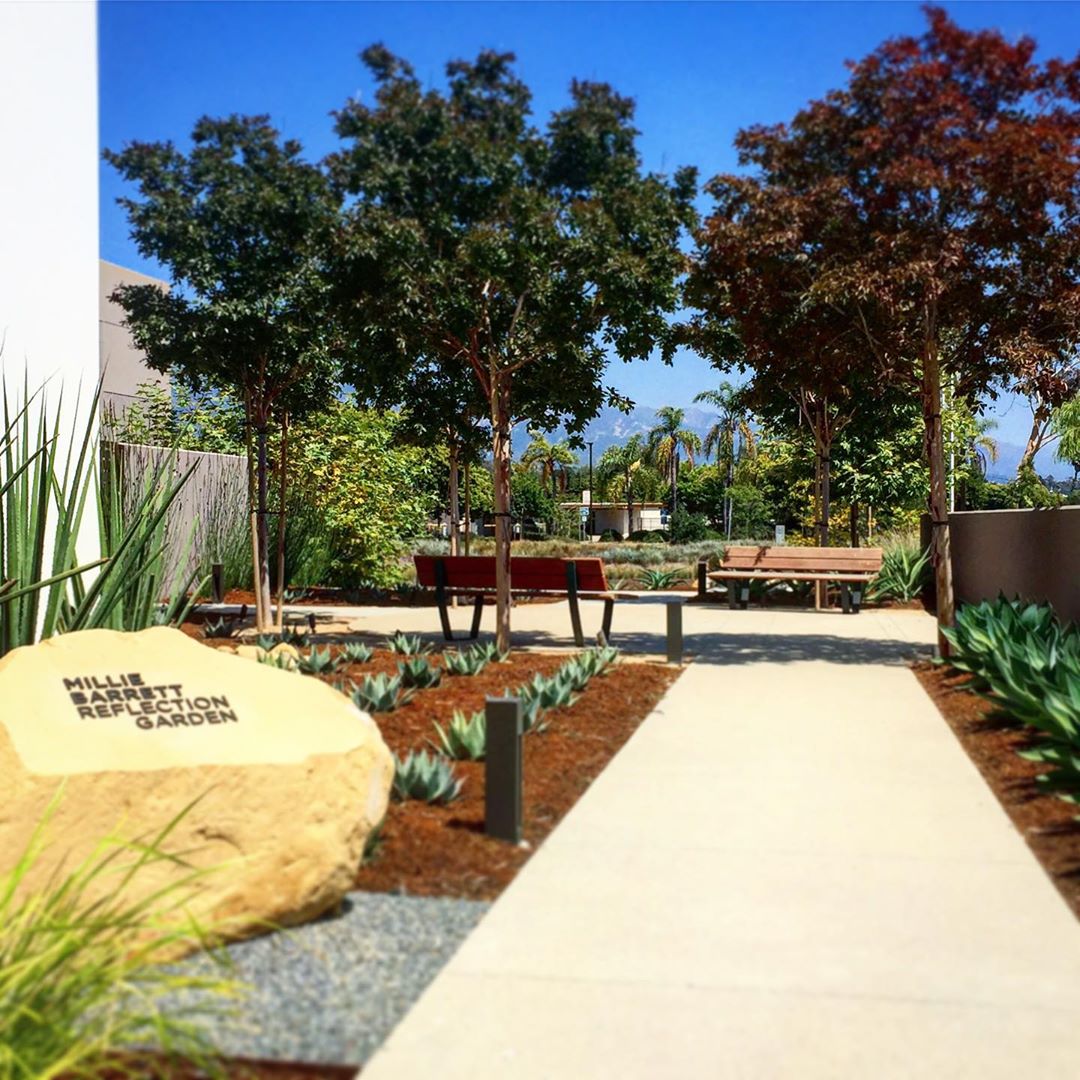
[
  {"left": 867, "top": 540, "right": 930, "bottom": 602},
  {"left": 636, "top": 567, "right": 689, "bottom": 590},
  {"left": 0, "top": 791, "right": 244, "bottom": 1080},
  {"left": 442, "top": 645, "right": 492, "bottom": 677},
  {"left": 341, "top": 641, "right": 373, "bottom": 665},
  {"left": 0, "top": 378, "right": 204, "bottom": 657},
  {"left": 385, "top": 630, "right": 429, "bottom": 656},
  {"left": 257, "top": 649, "right": 298, "bottom": 672},
  {"left": 392, "top": 750, "right": 463, "bottom": 804},
  {"left": 201, "top": 617, "right": 238, "bottom": 640},
  {"left": 351, "top": 673, "right": 413, "bottom": 713},
  {"left": 397, "top": 656, "right": 442, "bottom": 689},
  {"left": 431, "top": 709, "right": 487, "bottom": 760},
  {"left": 278, "top": 624, "right": 310, "bottom": 648},
  {"left": 298, "top": 645, "right": 339, "bottom": 676}
]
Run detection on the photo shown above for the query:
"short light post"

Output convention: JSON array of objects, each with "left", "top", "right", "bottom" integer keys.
[
  {"left": 485, "top": 696, "right": 523, "bottom": 842},
  {"left": 666, "top": 602, "right": 683, "bottom": 665}
]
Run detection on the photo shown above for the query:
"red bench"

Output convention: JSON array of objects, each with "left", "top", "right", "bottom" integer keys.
[{"left": 413, "top": 555, "right": 617, "bottom": 647}]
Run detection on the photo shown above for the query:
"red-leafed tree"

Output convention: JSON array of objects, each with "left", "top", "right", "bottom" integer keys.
[{"left": 693, "top": 7, "right": 1080, "bottom": 648}]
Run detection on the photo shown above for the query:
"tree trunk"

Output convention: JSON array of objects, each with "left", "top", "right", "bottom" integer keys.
[
  {"left": 922, "top": 313, "right": 955, "bottom": 654},
  {"left": 273, "top": 411, "right": 289, "bottom": 632},
  {"left": 1019, "top": 403, "right": 1053, "bottom": 474},
  {"left": 242, "top": 391, "right": 264, "bottom": 631},
  {"left": 626, "top": 471, "right": 633, "bottom": 540},
  {"left": 463, "top": 460, "right": 472, "bottom": 556},
  {"left": 672, "top": 450, "right": 679, "bottom": 518},
  {"left": 448, "top": 438, "right": 460, "bottom": 559},
  {"left": 490, "top": 372, "right": 513, "bottom": 654},
  {"left": 850, "top": 500, "right": 859, "bottom": 548},
  {"left": 255, "top": 419, "right": 273, "bottom": 632}
]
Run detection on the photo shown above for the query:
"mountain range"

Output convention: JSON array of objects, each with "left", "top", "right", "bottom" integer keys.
[{"left": 515, "top": 404, "right": 1073, "bottom": 481}]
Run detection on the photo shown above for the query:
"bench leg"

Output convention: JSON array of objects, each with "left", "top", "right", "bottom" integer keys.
[
  {"left": 840, "top": 581, "right": 851, "bottom": 614},
  {"left": 435, "top": 585, "right": 455, "bottom": 641},
  {"left": 697, "top": 559, "right": 707, "bottom": 600},
  {"left": 470, "top": 594, "right": 484, "bottom": 638},
  {"left": 568, "top": 592, "right": 585, "bottom": 648},
  {"left": 740, "top": 585, "right": 750, "bottom": 610},
  {"left": 599, "top": 598, "right": 615, "bottom": 645},
  {"left": 852, "top": 587, "right": 863, "bottom": 615}
]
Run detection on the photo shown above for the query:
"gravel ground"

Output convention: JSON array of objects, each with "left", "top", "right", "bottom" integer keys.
[{"left": 167, "top": 892, "right": 489, "bottom": 1066}]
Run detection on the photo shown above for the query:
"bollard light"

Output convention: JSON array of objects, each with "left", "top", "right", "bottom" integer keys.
[
  {"left": 666, "top": 602, "right": 683, "bottom": 665},
  {"left": 485, "top": 696, "right": 523, "bottom": 842}
]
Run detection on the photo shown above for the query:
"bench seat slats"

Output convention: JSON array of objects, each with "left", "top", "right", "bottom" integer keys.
[
  {"left": 414, "top": 555, "right": 609, "bottom": 593},
  {"left": 709, "top": 570, "right": 876, "bottom": 582}
]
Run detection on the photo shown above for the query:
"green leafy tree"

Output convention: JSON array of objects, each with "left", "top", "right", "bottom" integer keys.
[
  {"left": 106, "top": 382, "right": 246, "bottom": 455},
  {"left": 596, "top": 435, "right": 650, "bottom": 538},
  {"left": 104, "top": 115, "right": 345, "bottom": 630},
  {"left": 1053, "top": 397, "right": 1080, "bottom": 492},
  {"left": 289, "top": 403, "right": 441, "bottom": 586},
  {"left": 644, "top": 406, "right": 702, "bottom": 516},
  {"left": 330, "top": 47, "right": 696, "bottom": 651}
]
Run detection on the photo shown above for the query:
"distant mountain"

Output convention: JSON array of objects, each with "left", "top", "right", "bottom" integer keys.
[{"left": 515, "top": 406, "right": 1074, "bottom": 482}]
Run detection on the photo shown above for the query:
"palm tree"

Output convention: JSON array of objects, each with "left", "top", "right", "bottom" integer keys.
[
  {"left": 694, "top": 383, "right": 755, "bottom": 538},
  {"left": 596, "top": 435, "right": 646, "bottom": 538},
  {"left": 519, "top": 430, "right": 577, "bottom": 503},
  {"left": 644, "top": 406, "right": 702, "bottom": 517}
]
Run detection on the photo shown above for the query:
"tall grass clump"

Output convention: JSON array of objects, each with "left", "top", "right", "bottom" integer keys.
[
  {"left": 0, "top": 792, "right": 243, "bottom": 1079},
  {"left": 867, "top": 535, "right": 930, "bottom": 602},
  {"left": 0, "top": 376, "right": 199, "bottom": 657}
]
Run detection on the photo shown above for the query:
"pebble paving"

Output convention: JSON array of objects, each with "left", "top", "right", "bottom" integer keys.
[{"left": 167, "top": 892, "right": 489, "bottom": 1066}]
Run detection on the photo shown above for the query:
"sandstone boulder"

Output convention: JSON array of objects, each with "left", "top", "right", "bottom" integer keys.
[{"left": 0, "top": 627, "right": 392, "bottom": 951}]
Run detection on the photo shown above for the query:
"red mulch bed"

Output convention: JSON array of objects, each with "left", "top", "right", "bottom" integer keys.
[
  {"left": 913, "top": 661, "right": 1080, "bottom": 921},
  {"left": 351, "top": 652, "right": 679, "bottom": 899}
]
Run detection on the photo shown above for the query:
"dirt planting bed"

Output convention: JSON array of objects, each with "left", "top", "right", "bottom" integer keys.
[{"left": 914, "top": 661, "right": 1080, "bottom": 921}]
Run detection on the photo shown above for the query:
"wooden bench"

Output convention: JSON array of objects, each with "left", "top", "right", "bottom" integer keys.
[
  {"left": 706, "top": 545, "right": 883, "bottom": 614},
  {"left": 413, "top": 555, "right": 618, "bottom": 647}
]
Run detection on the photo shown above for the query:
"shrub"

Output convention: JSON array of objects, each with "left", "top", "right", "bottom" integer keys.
[
  {"left": 669, "top": 507, "right": 709, "bottom": 543},
  {"left": 598, "top": 528, "right": 623, "bottom": 542},
  {"left": 392, "top": 751, "right": 463, "bottom": 804},
  {"left": 0, "top": 794, "right": 243, "bottom": 1078},
  {"left": 431, "top": 709, "right": 487, "bottom": 760}
]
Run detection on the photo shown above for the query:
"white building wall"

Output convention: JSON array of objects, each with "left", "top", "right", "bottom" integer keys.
[{"left": 0, "top": 2, "right": 100, "bottom": 555}]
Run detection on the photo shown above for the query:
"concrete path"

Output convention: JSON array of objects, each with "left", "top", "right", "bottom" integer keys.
[{"left": 355, "top": 600, "right": 1080, "bottom": 1078}]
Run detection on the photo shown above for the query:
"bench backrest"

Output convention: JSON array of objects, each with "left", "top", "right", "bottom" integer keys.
[
  {"left": 414, "top": 555, "right": 609, "bottom": 592},
  {"left": 720, "top": 545, "right": 883, "bottom": 574}
]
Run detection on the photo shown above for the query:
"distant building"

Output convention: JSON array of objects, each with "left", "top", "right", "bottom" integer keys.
[
  {"left": 560, "top": 497, "right": 665, "bottom": 539},
  {"left": 99, "top": 259, "right": 170, "bottom": 424}
]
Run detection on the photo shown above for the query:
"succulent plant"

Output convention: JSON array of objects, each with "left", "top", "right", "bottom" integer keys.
[
  {"left": 637, "top": 567, "right": 690, "bottom": 591},
  {"left": 431, "top": 709, "right": 487, "bottom": 760},
  {"left": 442, "top": 645, "right": 492, "bottom": 677},
  {"left": 257, "top": 649, "right": 298, "bottom": 672},
  {"left": 279, "top": 624, "right": 311, "bottom": 648},
  {"left": 298, "top": 645, "right": 339, "bottom": 676},
  {"left": 350, "top": 673, "right": 413, "bottom": 713},
  {"left": 202, "top": 617, "right": 238, "bottom": 640},
  {"left": 397, "top": 656, "right": 442, "bottom": 689},
  {"left": 392, "top": 750, "right": 463, "bottom": 804},
  {"left": 255, "top": 633, "right": 280, "bottom": 653},
  {"left": 504, "top": 685, "right": 549, "bottom": 734},
  {"left": 341, "top": 641, "right": 374, "bottom": 665},
  {"left": 386, "top": 630, "right": 430, "bottom": 656}
]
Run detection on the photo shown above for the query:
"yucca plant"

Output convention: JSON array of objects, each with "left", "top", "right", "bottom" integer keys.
[
  {"left": 397, "top": 656, "right": 442, "bottom": 689},
  {"left": 431, "top": 709, "right": 487, "bottom": 761},
  {"left": 0, "top": 377, "right": 203, "bottom": 657},
  {"left": 351, "top": 673, "right": 413, "bottom": 713},
  {"left": 392, "top": 750, "right": 463, "bottom": 804},
  {"left": 867, "top": 540, "right": 930, "bottom": 602},
  {"left": 0, "top": 791, "right": 244, "bottom": 1080},
  {"left": 386, "top": 630, "right": 430, "bottom": 656},
  {"left": 298, "top": 645, "right": 339, "bottom": 676},
  {"left": 636, "top": 567, "right": 689, "bottom": 590},
  {"left": 340, "top": 641, "right": 374, "bottom": 665}
]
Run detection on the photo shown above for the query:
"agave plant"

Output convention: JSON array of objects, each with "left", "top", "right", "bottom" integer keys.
[
  {"left": 442, "top": 644, "right": 492, "bottom": 677},
  {"left": 397, "top": 656, "right": 442, "bottom": 689},
  {"left": 392, "top": 750, "right": 463, "bottom": 804},
  {"left": 340, "top": 641, "right": 374, "bottom": 665},
  {"left": 257, "top": 649, "right": 298, "bottom": 672},
  {"left": 202, "top": 616, "right": 238, "bottom": 640},
  {"left": 386, "top": 630, "right": 430, "bottom": 656},
  {"left": 255, "top": 633, "right": 280, "bottom": 653},
  {"left": 431, "top": 709, "right": 487, "bottom": 760},
  {"left": 636, "top": 567, "right": 690, "bottom": 591},
  {"left": 351, "top": 673, "right": 413, "bottom": 713},
  {"left": 298, "top": 645, "right": 339, "bottom": 676},
  {"left": 867, "top": 541, "right": 930, "bottom": 602},
  {"left": 279, "top": 624, "right": 310, "bottom": 648}
]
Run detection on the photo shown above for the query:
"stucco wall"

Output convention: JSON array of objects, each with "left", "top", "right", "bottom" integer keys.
[
  {"left": 949, "top": 507, "right": 1080, "bottom": 623},
  {"left": 0, "top": 4, "right": 99, "bottom": 557}
]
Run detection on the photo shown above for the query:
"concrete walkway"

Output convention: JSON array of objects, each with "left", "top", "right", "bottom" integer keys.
[{"left": 357, "top": 600, "right": 1080, "bottom": 1078}]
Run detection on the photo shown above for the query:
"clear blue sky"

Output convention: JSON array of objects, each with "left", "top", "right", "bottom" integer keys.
[{"left": 99, "top": 0, "right": 1080, "bottom": 460}]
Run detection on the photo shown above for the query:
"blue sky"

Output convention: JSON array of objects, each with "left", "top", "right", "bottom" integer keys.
[{"left": 99, "top": 1, "right": 1080, "bottom": 464}]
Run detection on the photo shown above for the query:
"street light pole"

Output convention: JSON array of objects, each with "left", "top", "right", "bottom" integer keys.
[{"left": 587, "top": 441, "right": 594, "bottom": 539}]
